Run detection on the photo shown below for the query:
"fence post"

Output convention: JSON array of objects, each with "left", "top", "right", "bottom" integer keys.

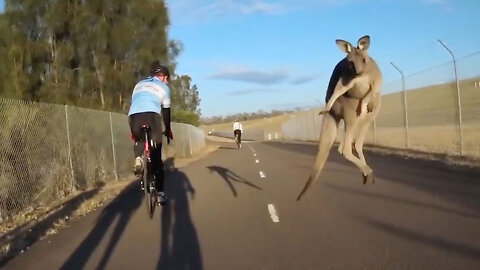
[
  {"left": 109, "top": 112, "right": 118, "bottom": 181},
  {"left": 310, "top": 111, "right": 316, "bottom": 141},
  {"left": 188, "top": 127, "right": 193, "bottom": 157},
  {"left": 438, "top": 39, "right": 464, "bottom": 155},
  {"left": 391, "top": 62, "right": 409, "bottom": 148},
  {"left": 64, "top": 105, "right": 75, "bottom": 189}
]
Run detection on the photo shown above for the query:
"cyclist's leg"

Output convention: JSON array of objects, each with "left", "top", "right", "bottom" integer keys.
[
  {"left": 150, "top": 113, "right": 167, "bottom": 204},
  {"left": 238, "top": 132, "right": 242, "bottom": 144},
  {"left": 129, "top": 113, "right": 149, "bottom": 175}
]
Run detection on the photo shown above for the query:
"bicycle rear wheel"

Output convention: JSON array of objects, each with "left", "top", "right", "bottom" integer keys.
[{"left": 235, "top": 135, "right": 240, "bottom": 149}]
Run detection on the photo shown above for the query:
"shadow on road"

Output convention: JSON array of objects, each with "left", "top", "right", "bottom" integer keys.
[
  {"left": 206, "top": 165, "right": 262, "bottom": 197},
  {"left": 60, "top": 181, "right": 142, "bottom": 270},
  {"left": 265, "top": 141, "right": 480, "bottom": 216},
  {"left": 324, "top": 183, "right": 480, "bottom": 219},
  {"left": 0, "top": 188, "right": 100, "bottom": 267},
  {"left": 218, "top": 146, "right": 238, "bottom": 150},
  {"left": 357, "top": 215, "right": 480, "bottom": 261},
  {"left": 157, "top": 158, "right": 203, "bottom": 270},
  {"left": 362, "top": 152, "right": 480, "bottom": 216}
]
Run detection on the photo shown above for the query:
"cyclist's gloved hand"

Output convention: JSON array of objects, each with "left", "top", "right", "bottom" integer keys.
[{"left": 165, "top": 129, "right": 173, "bottom": 144}]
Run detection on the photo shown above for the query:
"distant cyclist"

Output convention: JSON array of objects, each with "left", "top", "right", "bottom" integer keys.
[
  {"left": 233, "top": 119, "right": 243, "bottom": 148},
  {"left": 128, "top": 60, "right": 173, "bottom": 206}
]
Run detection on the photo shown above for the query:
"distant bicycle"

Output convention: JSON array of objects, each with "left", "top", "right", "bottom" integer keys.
[
  {"left": 234, "top": 130, "right": 241, "bottom": 149},
  {"left": 139, "top": 124, "right": 160, "bottom": 219},
  {"left": 233, "top": 120, "right": 243, "bottom": 149}
]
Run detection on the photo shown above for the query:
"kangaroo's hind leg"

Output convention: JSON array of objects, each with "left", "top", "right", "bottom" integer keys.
[
  {"left": 340, "top": 102, "right": 374, "bottom": 182},
  {"left": 354, "top": 96, "right": 381, "bottom": 184},
  {"left": 353, "top": 116, "right": 374, "bottom": 184}
]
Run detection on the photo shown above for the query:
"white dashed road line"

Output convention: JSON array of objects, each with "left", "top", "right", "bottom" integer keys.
[
  {"left": 268, "top": 204, "right": 280, "bottom": 223},
  {"left": 245, "top": 144, "right": 277, "bottom": 224}
]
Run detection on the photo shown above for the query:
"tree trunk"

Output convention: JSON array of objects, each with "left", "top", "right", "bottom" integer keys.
[
  {"left": 92, "top": 50, "right": 105, "bottom": 109},
  {"left": 49, "top": 33, "right": 59, "bottom": 84}
]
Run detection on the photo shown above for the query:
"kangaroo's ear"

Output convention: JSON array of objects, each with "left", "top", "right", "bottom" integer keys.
[
  {"left": 357, "top": 35, "right": 370, "bottom": 51},
  {"left": 336, "top": 39, "right": 353, "bottom": 54}
]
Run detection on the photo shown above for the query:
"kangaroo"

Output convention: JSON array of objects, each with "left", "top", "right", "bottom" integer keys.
[{"left": 297, "top": 35, "right": 382, "bottom": 201}]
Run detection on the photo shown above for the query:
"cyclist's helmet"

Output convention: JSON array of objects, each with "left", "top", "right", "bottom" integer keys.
[{"left": 150, "top": 60, "right": 170, "bottom": 78}]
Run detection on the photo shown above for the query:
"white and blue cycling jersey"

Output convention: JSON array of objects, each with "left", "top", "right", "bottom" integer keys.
[{"left": 128, "top": 76, "right": 171, "bottom": 116}]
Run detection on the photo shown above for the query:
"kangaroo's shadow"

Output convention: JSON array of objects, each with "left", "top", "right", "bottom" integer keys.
[
  {"left": 206, "top": 165, "right": 262, "bottom": 197},
  {"left": 157, "top": 158, "right": 203, "bottom": 270}
]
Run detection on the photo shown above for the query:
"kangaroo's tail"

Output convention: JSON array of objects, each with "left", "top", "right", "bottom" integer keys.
[{"left": 296, "top": 113, "right": 338, "bottom": 201}]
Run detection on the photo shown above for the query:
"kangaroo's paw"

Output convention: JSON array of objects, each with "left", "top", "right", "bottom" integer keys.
[
  {"left": 356, "top": 103, "right": 363, "bottom": 117},
  {"left": 318, "top": 108, "right": 329, "bottom": 115},
  {"left": 362, "top": 173, "right": 375, "bottom": 185}
]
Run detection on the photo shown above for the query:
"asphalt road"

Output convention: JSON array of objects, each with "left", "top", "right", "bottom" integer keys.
[{"left": 3, "top": 140, "right": 480, "bottom": 270}]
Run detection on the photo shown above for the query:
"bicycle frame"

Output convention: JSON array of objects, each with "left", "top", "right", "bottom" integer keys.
[
  {"left": 143, "top": 132, "right": 150, "bottom": 159},
  {"left": 234, "top": 132, "right": 241, "bottom": 148}
]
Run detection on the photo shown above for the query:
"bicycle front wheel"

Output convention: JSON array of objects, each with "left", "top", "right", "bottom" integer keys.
[
  {"left": 145, "top": 189, "right": 156, "bottom": 219},
  {"left": 143, "top": 159, "right": 155, "bottom": 218}
]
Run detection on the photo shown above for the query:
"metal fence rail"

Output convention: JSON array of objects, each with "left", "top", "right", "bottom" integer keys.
[{"left": 0, "top": 99, "right": 205, "bottom": 221}]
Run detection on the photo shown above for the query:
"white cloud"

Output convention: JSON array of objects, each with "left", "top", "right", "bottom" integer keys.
[
  {"left": 421, "top": 0, "right": 454, "bottom": 11},
  {"left": 166, "top": 0, "right": 355, "bottom": 23},
  {"left": 422, "top": 0, "right": 448, "bottom": 4},
  {"left": 291, "top": 75, "right": 318, "bottom": 85},
  {"left": 167, "top": 0, "right": 285, "bottom": 23},
  {"left": 209, "top": 68, "right": 290, "bottom": 85},
  {"left": 226, "top": 88, "right": 279, "bottom": 95}
]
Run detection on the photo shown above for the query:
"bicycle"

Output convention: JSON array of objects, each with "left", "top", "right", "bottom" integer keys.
[
  {"left": 234, "top": 131, "right": 241, "bottom": 149},
  {"left": 139, "top": 124, "right": 158, "bottom": 219}
]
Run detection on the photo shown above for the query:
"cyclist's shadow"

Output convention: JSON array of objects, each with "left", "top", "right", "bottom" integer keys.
[
  {"left": 60, "top": 181, "right": 143, "bottom": 270},
  {"left": 157, "top": 157, "right": 203, "bottom": 270}
]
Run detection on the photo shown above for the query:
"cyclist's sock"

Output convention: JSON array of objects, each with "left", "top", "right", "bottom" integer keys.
[{"left": 133, "top": 141, "right": 143, "bottom": 157}]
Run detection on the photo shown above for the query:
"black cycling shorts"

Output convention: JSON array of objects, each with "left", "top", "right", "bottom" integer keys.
[{"left": 128, "top": 112, "right": 164, "bottom": 144}]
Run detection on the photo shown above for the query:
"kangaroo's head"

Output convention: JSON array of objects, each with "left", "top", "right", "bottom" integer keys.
[{"left": 336, "top": 35, "right": 371, "bottom": 76}]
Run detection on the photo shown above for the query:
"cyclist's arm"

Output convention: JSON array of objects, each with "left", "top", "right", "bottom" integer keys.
[
  {"left": 162, "top": 107, "right": 171, "bottom": 131},
  {"left": 161, "top": 85, "right": 171, "bottom": 132}
]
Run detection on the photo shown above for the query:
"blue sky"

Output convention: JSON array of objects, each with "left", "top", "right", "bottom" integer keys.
[
  {"left": 2, "top": 1, "right": 479, "bottom": 116},
  {"left": 166, "top": 0, "right": 480, "bottom": 116}
]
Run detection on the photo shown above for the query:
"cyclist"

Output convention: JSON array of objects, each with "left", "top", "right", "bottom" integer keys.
[
  {"left": 128, "top": 60, "right": 173, "bottom": 206},
  {"left": 233, "top": 119, "right": 243, "bottom": 148}
]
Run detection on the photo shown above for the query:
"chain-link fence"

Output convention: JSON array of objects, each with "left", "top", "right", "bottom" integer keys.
[
  {"left": 281, "top": 52, "right": 480, "bottom": 158},
  {"left": 0, "top": 99, "right": 205, "bottom": 222}
]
